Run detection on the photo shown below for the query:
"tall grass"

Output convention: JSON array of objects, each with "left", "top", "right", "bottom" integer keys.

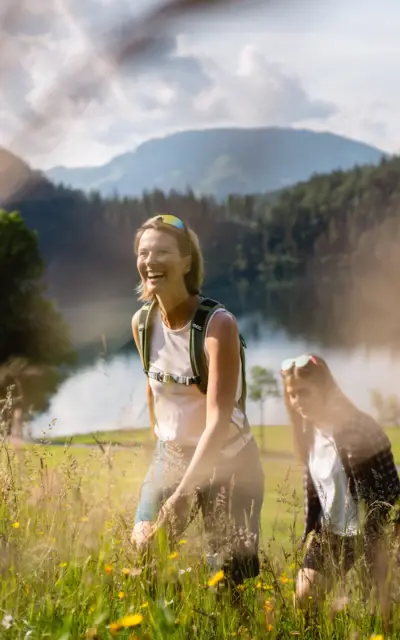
[{"left": 0, "top": 436, "right": 399, "bottom": 639}]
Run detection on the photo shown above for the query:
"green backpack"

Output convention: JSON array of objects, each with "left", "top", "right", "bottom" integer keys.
[{"left": 137, "top": 297, "right": 248, "bottom": 414}]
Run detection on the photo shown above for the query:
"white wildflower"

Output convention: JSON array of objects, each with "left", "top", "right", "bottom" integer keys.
[{"left": 2, "top": 614, "right": 13, "bottom": 629}]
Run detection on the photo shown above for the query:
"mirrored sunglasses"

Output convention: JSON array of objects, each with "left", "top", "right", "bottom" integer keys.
[{"left": 281, "top": 354, "right": 319, "bottom": 373}]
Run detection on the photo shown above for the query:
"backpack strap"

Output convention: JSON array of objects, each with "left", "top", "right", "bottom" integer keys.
[
  {"left": 238, "top": 333, "right": 247, "bottom": 415},
  {"left": 189, "top": 298, "right": 224, "bottom": 395},
  {"left": 138, "top": 299, "right": 200, "bottom": 386},
  {"left": 189, "top": 298, "right": 248, "bottom": 414},
  {"left": 137, "top": 299, "right": 156, "bottom": 373}
]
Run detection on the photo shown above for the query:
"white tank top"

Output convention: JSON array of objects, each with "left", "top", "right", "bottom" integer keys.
[{"left": 147, "top": 307, "right": 252, "bottom": 457}]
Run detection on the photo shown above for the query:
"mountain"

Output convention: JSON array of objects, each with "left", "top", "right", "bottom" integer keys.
[
  {"left": 45, "top": 127, "right": 388, "bottom": 200},
  {"left": 3, "top": 143, "right": 400, "bottom": 352},
  {"left": 0, "top": 148, "right": 45, "bottom": 203}
]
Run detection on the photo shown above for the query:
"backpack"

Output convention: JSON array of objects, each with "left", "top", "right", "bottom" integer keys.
[{"left": 137, "top": 297, "right": 248, "bottom": 414}]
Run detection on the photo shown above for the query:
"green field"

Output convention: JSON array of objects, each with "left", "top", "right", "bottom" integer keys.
[
  {"left": 2, "top": 426, "right": 400, "bottom": 638},
  {"left": 33, "top": 425, "right": 304, "bottom": 542},
  {"left": 42, "top": 424, "right": 400, "bottom": 462}
]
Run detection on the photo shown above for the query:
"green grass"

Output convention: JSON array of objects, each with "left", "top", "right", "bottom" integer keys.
[
  {"left": 42, "top": 423, "right": 400, "bottom": 463},
  {"left": 41, "top": 425, "right": 295, "bottom": 457},
  {"left": 1, "top": 430, "right": 400, "bottom": 638}
]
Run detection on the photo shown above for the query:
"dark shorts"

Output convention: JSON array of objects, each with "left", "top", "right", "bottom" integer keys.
[
  {"left": 303, "top": 530, "right": 362, "bottom": 577},
  {"left": 134, "top": 436, "right": 265, "bottom": 584}
]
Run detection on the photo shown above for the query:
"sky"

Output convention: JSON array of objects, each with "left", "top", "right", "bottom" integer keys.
[{"left": 1, "top": 0, "right": 399, "bottom": 169}]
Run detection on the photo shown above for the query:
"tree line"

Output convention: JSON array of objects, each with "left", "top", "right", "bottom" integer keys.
[
  {"left": 4, "top": 154, "right": 400, "bottom": 308},
  {"left": 1, "top": 152, "right": 400, "bottom": 424}
]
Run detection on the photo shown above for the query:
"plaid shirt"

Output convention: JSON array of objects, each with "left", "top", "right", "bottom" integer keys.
[{"left": 302, "top": 411, "right": 400, "bottom": 547}]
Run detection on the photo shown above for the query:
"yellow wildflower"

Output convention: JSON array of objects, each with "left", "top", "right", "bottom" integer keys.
[
  {"left": 256, "top": 581, "right": 262, "bottom": 588},
  {"left": 263, "top": 585, "right": 273, "bottom": 591},
  {"left": 208, "top": 570, "right": 225, "bottom": 587},
  {"left": 118, "top": 591, "right": 125, "bottom": 599},
  {"left": 236, "top": 584, "right": 245, "bottom": 591},
  {"left": 279, "top": 574, "right": 289, "bottom": 584},
  {"left": 118, "top": 613, "right": 143, "bottom": 628},
  {"left": 12, "top": 522, "right": 20, "bottom": 529},
  {"left": 122, "top": 568, "right": 130, "bottom": 576},
  {"left": 266, "top": 624, "right": 273, "bottom": 632},
  {"left": 264, "top": 600, "right": 273, "bottom": 611},
  {"left": 104, "top": 564, "right": 113, "bottom": 574},
  {"left": 168, "top": 551, "right": 179, "bottom": 560},
  {"left": 369, "top": 636, "right": 384, "bottom": 640},
  {"left": 178, "top": 539, "right": 187, "bottom": 545},
  {"left": 59, "top": 562, "right": 68, "bottom": 568},
  {"left": 140, "top": 602, "right": 149, "bottom": 609},
  {"left": 108, "top": 622, "right": 121, "bottom": 633}
]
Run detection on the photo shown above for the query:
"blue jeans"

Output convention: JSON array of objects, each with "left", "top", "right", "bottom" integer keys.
[{"left": 135, "top": 437, "right": 265, "bottom": 585}]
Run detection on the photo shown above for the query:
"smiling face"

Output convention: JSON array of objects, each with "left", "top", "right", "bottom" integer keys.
[
  {"left": 136, "top": 228, "right": 191, "bottom": 297},
  {"left": 285, "top": 378, "right": 325, "bottom": 421}
]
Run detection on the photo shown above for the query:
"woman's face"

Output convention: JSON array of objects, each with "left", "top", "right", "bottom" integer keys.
[
  {"left": 286, "top": 377, "right": 325, "bottom": 420},
  {"left": 137, "top": 228, "right": 190, "bottom": 296}
]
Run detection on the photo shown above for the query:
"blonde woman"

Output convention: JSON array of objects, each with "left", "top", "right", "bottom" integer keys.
[
  {"left": 131, "top": 214, "right": 264, "bottom": 587},
  {"left": 281, "top": 354, "right": 400, "bottom": 610}
]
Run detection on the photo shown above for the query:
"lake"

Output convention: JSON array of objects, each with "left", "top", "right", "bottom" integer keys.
[{"left": 29, "top": 298, "right": 400, "bottom": 439}]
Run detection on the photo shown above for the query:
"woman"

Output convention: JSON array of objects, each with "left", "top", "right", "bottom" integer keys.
[
  {"left": 130, "top": 213, "right": 264, "bottom": 586},
  {"left": 281, "top": 354, "right": 400, "bottom": 610}
]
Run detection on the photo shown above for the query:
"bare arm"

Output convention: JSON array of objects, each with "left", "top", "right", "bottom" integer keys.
[
  {"left": 132, "top": 311, "right": 156, "bottom": 437},
  {"left": 175, "top": 311, "right": 240, "bottom": 495}
]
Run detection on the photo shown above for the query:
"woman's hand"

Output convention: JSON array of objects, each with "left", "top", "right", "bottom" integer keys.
[{"left": 152, "top": 491, "right": 189, "bottom": 537}]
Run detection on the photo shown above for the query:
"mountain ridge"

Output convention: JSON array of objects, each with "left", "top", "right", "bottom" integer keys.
[{"left": 45, "top": 126, "right": 388, "bottom": 199}]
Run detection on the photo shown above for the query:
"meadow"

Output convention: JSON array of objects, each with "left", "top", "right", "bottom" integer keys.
[{"left": 1, "top": 425, "right": 400, "bottom": 638}]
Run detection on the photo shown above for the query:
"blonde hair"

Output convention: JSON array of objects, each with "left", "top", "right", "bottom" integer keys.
[{"left": 133, "top": 216, "right": 204, "bottom": 302}]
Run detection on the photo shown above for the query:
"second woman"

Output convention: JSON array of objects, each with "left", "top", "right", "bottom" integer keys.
[{"left": 281, "top": 354, "right": 400, "bottom": 611}]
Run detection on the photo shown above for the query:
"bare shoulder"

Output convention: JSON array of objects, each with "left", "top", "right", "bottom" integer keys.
[{"left": 206, "top": 310, "right": 239, "bottom": 341}]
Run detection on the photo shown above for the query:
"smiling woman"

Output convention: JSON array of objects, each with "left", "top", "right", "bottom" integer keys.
[
  {"left": 130, "top": 213, "right": 264, "bottom": 590},
  {"left": 134, "top": 214, "right": 203, "bottom": 302}
]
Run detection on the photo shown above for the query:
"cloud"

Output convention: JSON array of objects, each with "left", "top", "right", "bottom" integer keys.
[
  {"left": 117, "top": 35, "right": 212, "bottom": 95},
  {"left": 88, "top": 43, "right": 336, "bottom": 148},
  {"left": 1, "top": 0, "right": 66, "bottom": 37},
  {"left": 0, "top": 0, "right": 74, "bottom": 130},
  {"left": 205, "top": 45, "right": 336, "bottom": 124},
  {"left": 0, "top": 1, "right": 336, "bottom": 168}
]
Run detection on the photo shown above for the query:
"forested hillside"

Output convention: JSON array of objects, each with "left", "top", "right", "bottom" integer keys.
[{"left": 2, "top": 149, "right": 400, "bottom": 349}]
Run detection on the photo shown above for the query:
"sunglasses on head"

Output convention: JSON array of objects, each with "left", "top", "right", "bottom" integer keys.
[
  {"left": 281, "top": 354, "right": 319, "bottom": 373},
  {"left": 149, "top": 213, "right": 186, "bottom": 230}
]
